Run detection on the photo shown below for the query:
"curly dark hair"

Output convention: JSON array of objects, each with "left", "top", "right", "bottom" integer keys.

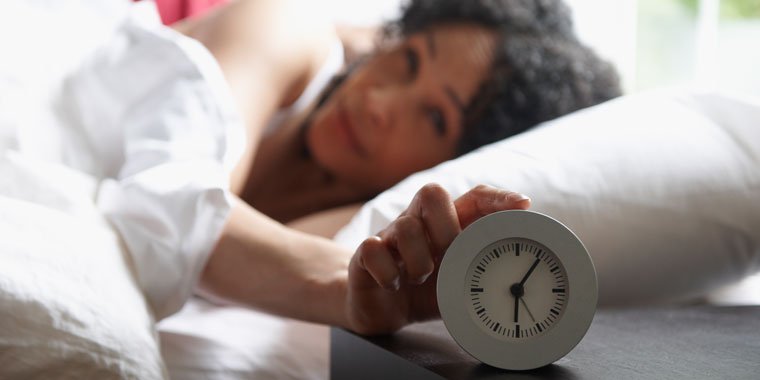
[
  {"left": 310, "top": 0, "right": 621, "bottom": 156},
  {"left": 387, "top": 0, "right": 622, "bottom": 155}
]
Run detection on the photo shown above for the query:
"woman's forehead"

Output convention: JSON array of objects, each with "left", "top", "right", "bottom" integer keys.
[
  {"left": 410, "top": 24, "right": 496, "bottom": 50},
  {"left": 409, "top": 24, "right": 498, "bottom": 101},
  {"left": 420, "top": 24, "right": 498, "bottom": 70}
]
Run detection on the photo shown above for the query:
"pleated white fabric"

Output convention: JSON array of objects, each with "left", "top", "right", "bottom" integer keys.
[{"left": 62, "top": 6, "right": 245, "bottom": 319}]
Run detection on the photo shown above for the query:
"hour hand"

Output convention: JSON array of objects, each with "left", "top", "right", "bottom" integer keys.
[
  {"left": 510, "top": 283, "right": 524, "bottom": 323},
  {"left": 514, "top": 294, "right": 519, "bottom": 323}
]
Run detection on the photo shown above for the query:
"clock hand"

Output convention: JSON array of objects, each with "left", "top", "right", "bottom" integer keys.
[
  {"left": 509, "top": 283, "right": 525, "bottom": 323},
  {"left": 520, "top": 297, "right": 536, "bottom": 322},
  {"left": 519, "top": 258, "right": 541, "bottom": 287},
  {"left": 514, "top": 293, "right": 519, "bottom": 323}
]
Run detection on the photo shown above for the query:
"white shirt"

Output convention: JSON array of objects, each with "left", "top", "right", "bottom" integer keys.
[{"left": 59, "top": 5, "right": 343, "bottom": 319}]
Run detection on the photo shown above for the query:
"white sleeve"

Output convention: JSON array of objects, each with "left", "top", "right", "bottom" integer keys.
[{"left": 70, "top": 12, "right": 245, "bottom": 320}]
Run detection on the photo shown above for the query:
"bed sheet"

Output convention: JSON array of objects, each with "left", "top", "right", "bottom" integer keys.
[
  {"left": 0, "top": 151, "right": 167, "bottom": 379},
  {"left": 4, "top": 1, "right": 758, "bottom": 379},
  {"left": 1, "top": 1, "right": 333, "bottom": 379},
  {"left": 158, "top": 298, "right": 329, "bottom": 380}
]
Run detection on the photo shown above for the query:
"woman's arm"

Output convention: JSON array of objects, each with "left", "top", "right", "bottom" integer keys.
[
  {"left": 175, "top": 0, "right": 354, "bottom": 324},
  {"left": 286, "top": 203, "right": 362, "bottom": 238},
  {"left": 198, "top": 196, "right": 353, "bottom": 327},
  {"left": 176, "top": 0, "right": 531, "bottom": 333},
  {"left": 199, "top": 185, "right": 530, "bottom": 333}
]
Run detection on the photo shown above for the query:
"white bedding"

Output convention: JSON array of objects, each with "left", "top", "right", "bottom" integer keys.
[
  {"left": 2, "top": 0, "right": 240, "bottom": 322},
  {"left": 0, "top": 1, "right": 330, "bottom": 379},
  {"left": 0, "top": 152, "right": 166, "bottom": 379},
  {"left": 158, "top": 298, "right": 329, "bottom": 380},
  {"left": 2, "top": 1, "right": 759, "bottom": 379}
]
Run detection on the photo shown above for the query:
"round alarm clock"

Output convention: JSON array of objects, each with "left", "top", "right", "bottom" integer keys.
[{"left": 437, "top": 210, "right": 597, "bottom": 370}]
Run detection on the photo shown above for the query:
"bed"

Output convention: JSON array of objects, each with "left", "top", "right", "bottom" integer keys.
[{"left": 1, "top": 1, "right": 759, "bottom": 379}]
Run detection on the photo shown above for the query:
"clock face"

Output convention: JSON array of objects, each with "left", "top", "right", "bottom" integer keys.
[
  {"left": 466, "top": 238, "right": 567, "bottom": 341},
  {"left": 437, "top": 210, "right": 598, "bottom": 370}
]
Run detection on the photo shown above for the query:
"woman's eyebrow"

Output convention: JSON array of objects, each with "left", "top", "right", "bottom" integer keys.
[{"left": 426, "top": 30, "right": 465, "bottom": 121}]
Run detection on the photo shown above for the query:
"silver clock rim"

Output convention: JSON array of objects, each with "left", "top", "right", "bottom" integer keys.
[{"left": 437, "top": 210, "right": 598, "bottom": 370}]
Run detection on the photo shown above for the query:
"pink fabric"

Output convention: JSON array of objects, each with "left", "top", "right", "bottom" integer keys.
[{"left": 137, "top": 0, "right": 228, "bottom": 25}]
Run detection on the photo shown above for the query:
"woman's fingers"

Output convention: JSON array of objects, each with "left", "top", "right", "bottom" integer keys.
[
  {"left": 403, "top": 183, "right": 461, "bottom": 255},
  {"left": 357, "top": 183, "right": 456, "bottom": 290},
  {"left": 353, "top": 184, "right": 531, "bottom": 292},
  {"left": 354, "top": 236, "right": 400, "bottom": 291},
  {"left": 376, "top": 183, "right": 458, "bottom": 287},
  {"left": 453, "top": 185, "right": 531, "bottom": 229},
  {"left": 386, "top": 215, "right": 434, "bottom": 285}
]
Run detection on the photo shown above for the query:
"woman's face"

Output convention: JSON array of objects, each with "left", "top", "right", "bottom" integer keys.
[{"left": 306, "top": 23, "right": 497, "bottom": 192}]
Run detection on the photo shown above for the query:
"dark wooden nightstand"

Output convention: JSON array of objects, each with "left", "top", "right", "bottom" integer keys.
[{"left": 331, "top": 306, "right": 760, "bottom": 379}]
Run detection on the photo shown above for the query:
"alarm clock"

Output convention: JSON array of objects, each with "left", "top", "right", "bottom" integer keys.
[{"left": 437, "top": 210, "right": 597, "bottom": 370}]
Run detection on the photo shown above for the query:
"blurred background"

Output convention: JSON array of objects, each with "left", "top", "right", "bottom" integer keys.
[
  {"left": 320, "top": 0, "right": 760, "bottom": 305},
  {"left": 325, "top": 0, "right": 760, "bottom": 97}
]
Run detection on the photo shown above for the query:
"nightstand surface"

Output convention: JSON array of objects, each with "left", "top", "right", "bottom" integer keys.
[{"left": 331, "top": 306, "right": 760, "bottom": 380}]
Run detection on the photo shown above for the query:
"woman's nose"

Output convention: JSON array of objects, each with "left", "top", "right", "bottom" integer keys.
[{"left": 364, "top": 86, "right": 394, "bottom": 132}]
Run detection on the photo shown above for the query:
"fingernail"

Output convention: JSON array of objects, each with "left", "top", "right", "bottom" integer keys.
[
  {"left": 388, "top": 275, "right": 401, "bottom": 291},
  {"left": 413, "top": 272, "right": 431, "bottom": 285},
  {"left": 508, "top": 192, "right": 531, "bottom": 203}
]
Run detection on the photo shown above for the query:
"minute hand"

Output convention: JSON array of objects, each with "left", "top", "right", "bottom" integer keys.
[{"left": 519, "top": 259, "right": 541, "bottom": 286}]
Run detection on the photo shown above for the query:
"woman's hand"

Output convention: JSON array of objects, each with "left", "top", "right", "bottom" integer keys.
[{"left": 345, "top": 184, "right": 531, "bottom": 335}]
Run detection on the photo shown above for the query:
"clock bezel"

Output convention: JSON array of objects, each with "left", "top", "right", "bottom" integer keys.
[{"left": 437, "top": 210, "right": 597, "bottom": 370}]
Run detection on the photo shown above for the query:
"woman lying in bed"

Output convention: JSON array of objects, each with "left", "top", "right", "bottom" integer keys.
[{"left": 135, "top": 0, "right": 620, "bottom": 334}]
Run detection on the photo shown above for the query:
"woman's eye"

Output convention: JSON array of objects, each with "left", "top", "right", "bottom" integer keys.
[
  {"left": 404, "top": 47, "right": 419, "bottom": 79},
  {"left": 427, "top": 108, "right": 446, "bottom": 136}
]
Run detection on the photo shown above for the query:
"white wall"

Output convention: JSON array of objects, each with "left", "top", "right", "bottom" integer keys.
[
  {"left": 322, "top": 0, "right": 403, "bottom": 27},
  {"left": 565, "top": 0, "right": 639, "bottom": 93}
]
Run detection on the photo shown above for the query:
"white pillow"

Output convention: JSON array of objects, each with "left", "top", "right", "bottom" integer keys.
[
  {"left": 335, "top": 89, "right": 760, "bottom": 306},
  {"left": 0, "top": 152, "right": 166, "bottom": 379}
]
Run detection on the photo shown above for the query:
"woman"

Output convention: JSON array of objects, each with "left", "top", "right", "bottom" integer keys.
[
  {"left": 165, "top": 0, "right": 621, "bottom": 335},
  {"left": 175, "top": 0, "right": 620, "bottom": 223},
  {"left": 76, "top": 0, "right": 618, "bottom": 334}
]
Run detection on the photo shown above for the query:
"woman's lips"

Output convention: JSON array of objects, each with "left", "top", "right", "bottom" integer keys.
[{"left": 336, "top": 105, "right": 368, "bottom": 157}]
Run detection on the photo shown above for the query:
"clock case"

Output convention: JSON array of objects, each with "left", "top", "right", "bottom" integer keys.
[{"left": 437, "top": 210, "right": 598, "bottom": 370}]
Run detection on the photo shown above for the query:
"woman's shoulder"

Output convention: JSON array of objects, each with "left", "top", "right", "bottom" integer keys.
[
  {"left": 265, "top": 37, "right": 344, "bottom": 134},
  {"left": 175, "top": 0, "right": 339, "bottom": 125}
]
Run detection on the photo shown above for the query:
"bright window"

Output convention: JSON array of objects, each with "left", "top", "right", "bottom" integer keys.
[{"left": 571, "top": 0, "right": 760, "bottom": 96}]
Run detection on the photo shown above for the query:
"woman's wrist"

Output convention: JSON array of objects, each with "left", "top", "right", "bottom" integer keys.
[
  {"left": 313, "top": 267, "right": 351, "bottom": 330},
  {"left": 282, "top": 230, "right": 353, "bottom": 328}
]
